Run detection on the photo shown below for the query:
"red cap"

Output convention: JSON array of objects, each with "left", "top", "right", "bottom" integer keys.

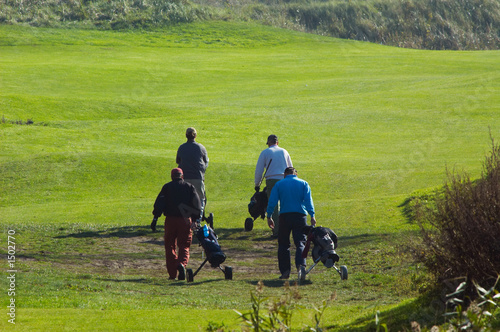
[{"left": 171, "top": 168, "right": 183, "bottom": 178}]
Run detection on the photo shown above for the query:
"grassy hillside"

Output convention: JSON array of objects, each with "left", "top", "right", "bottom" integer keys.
[
  {"left": 0, "top": 22, "right": 499, "bottom": 330},
  {"left": 1, "top": 0, "right": 499, "bottom": 50}
]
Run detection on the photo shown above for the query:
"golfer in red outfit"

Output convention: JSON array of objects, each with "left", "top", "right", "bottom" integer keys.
[{"left": 152, "top": 168, "right": 201, "bottom": 280}]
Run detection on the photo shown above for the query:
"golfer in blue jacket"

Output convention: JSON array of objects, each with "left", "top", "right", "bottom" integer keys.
[{"left": 267, "top": 167, "right": 317, "bottom": 279}]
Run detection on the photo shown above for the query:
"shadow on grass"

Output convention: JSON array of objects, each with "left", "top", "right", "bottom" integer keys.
[
  {"left": 246, "top": 279, "right": 313, "bottom": 288},
  {"left": 338, "top": 231, "right": 419, "bottom": 247},
  {"left": 339, "top": 233, "right": 389, "bottom": 247},
  {"left": 54, "top": 225, "right": 268, "bottom": 241},
  {"left": 325, "top": 290, "right": 445, "bottom": 331},
  {"left": 54, "top": 225, "right": 384, "bottom": 247},
  {"left": 97, "top": 276, "right": 226, "bottom": 286},
  {"left": 55, "top": 225, "right": 153, "bottom": 239}
]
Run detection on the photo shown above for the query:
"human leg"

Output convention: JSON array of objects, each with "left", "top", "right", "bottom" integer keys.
[
  {"left": 176, "top": 217, "right": 193, "bottom": 268},
  {"left": 277, "top": 214, "right": 292, "bottom": 277},
  {"left": 266, "top": 179, "right": 279, "bottom": 237},
  {"left": 290, "top": 214, "right": 308, "bottom": 270},
  {"left": 164, "top": 217, "right": 179, "bottom": 279}
]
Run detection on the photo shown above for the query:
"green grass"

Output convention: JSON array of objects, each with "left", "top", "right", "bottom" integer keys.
[{"left": 1, "top": 21, "right": 499, "bottom": 330}]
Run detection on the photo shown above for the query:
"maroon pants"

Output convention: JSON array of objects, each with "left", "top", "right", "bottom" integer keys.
[{"left": 164, "top": 216, "right": 192, "bottom": 279}]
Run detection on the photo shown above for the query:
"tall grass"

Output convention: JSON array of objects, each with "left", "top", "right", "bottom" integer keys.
[
  {"left": 0, "top": 0, "right": 220, "bottom": 29},
  {"left": 284, "top": 0, "right": 500, "bottom": 49},
  {"left": 1, "top": 0, "right": 499, "bottom": 49}
]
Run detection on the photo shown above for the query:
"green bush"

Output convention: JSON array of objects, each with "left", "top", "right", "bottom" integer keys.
[
  {"left": 409, "top": 137, "right": 500, "bottom": 291},
  {"left": 443, "top": 278, "right": 500, "bottom": 331},
  {"left": 234, "top": 281, "right": 336, "bottom": 332}
]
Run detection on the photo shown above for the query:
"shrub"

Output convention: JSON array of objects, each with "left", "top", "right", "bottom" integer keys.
[
  {"left": 443, "top": 277, "right": 500, "bottom": 331},
  {"left": 235, "top": 281, "right": 302, "bottom": 331},
  {"left": 374, "top": 277, "right": 500, "bottom": 331},
  {"left": 409, "top": 136, "right": 500, "bottom": 293},
  {"left": 234, "top": 280, "right": 336, "bottom": 331}
]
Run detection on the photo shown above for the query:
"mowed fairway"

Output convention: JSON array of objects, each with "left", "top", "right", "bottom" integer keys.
[{"left": 1, "top": 22, "right": 499, "bottom": 331}]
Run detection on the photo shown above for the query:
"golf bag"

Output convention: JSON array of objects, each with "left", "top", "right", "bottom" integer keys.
[
  {"left": 248, "top": 187, "right": 268, "bottom": 220},
  {"left": 196, "top": 225, "right": 226, "bottom": 268},
  {"left": 299, "top": 226, "right": 347, "bottom": 281},
  {"left": 244, "top": 159, "right": 272, "bottom": 231},
  {"left": 305, "top": 226, "right": 339, "bottom": 268}
]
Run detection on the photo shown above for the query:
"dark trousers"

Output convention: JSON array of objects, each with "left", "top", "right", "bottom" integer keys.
[
  {"left": 277, "top": 212, "right": 307, "bottom": 275},
  {"left": 266, "top": 179, "right": 280, "bottom": 236},
  {"left": 164, "top": 216, "right": 192, "bottom": 279}
]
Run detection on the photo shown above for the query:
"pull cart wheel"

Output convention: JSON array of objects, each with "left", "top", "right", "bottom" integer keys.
[
  {"left": 186, "top": 268, "right": 194, "bottom": 283},
  {"left": 224, "top": 266, "right": 233, "bottom": 280},
  {"left": 244, "top": 218, "right": 254, "bottom": 231},
  {"left": 340, "top": 265, "right": 348, "bottom": 280}
]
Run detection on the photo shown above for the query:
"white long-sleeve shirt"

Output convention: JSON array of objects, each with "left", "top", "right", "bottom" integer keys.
[{"left": 254, "top": 145, "right": 293, "bottom": 186}]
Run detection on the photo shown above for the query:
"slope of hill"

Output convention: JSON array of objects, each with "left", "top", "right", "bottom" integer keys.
[
  {"left": 0, "top": 0, "right": 499, "bottom": 49},
  {"left": 1, "top": 22, "right": 499, "bottom": 330}
]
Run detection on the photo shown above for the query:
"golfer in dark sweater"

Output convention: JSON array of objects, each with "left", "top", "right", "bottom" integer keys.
[
  {"left": 152, "top": 168, "right": 201, "bottom": 280},
  {"left": 176, "top": 127, "right": 209, "bottom": 219}
]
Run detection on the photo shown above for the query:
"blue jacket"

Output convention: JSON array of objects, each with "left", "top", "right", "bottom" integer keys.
[{"left": 267, "top": 175, "right": 315, "bottom": 218}]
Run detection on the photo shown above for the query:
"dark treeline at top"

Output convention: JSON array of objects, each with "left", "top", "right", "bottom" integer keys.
[{"left": 0, "top": 0, "right": 498, "bottom": 50}]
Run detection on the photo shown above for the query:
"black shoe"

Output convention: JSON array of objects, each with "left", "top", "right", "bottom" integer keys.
[
  {"left": 177, "top": 264, "right": 186, "bottom": 280},
  {"left": 279, "top": 270, "right": 290, "bottom": 279}
]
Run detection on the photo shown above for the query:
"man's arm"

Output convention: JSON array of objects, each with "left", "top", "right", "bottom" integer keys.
[
  {"left": 266, "top": 184, "right": 279, "bottom": 218},
  {"left": 266, "top": 184, "right": 280, "bottom": 230},
  {"left": 152, "top": 187, "right": 167, "bottom": 219},
  {"left": 176, "top": 148, "right": 181, "bottom": 165},
  {"left": 254, "top": 150, "right": 267, "bottom": 187},
  {"left": 285, "top": 150, "right": 293, "bottom": 167},
  {"left": 303, "top": 182, "right": 315, "bottom": 218},
  {"left": 267, "top": 217, "right": 275, "bottom": 230},
  {"left": 202, "top": 146, "right": 209, "bottom": 169},
  {"left": 151, "top": 185, "right": 167, "bottom": 232},
  {"left": 190, "top": 187, "right": 202, "bottom": 220}
]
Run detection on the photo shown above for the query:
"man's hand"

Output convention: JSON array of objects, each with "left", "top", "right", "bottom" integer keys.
[
  {"left": 191, "top": 219, "right": 201, "bottom": 230},
  {"left": 267, "top": 217, "right": 274, "bottom": 230},
  {"left": 310, "top": 217, "right": 317, "bottom": 227},
  {"left": 151, "top": 217, "right": 158, "bottom": 233}
]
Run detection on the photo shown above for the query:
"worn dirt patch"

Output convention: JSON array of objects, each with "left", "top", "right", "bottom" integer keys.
[{"left": 42, "top": 234, "right": 282, "bottom": 279}]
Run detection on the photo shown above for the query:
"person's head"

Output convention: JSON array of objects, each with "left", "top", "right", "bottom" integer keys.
[
  {"left": 267, "top": 134, "right": 278, "bottom": 146},
  {"left": 284, "top": 167, "right": 297, "bottom": 177},
  {"left": 186, "top": 127, "right": 197, "bottom": 140},
  {"left": 171, "top": 168, "right": 183, "bottom": 180}
]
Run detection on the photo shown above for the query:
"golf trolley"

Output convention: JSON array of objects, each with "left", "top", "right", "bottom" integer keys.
[
  {"left": 186, "top": 223, "right": 233, "bottom": 282},
  {"left": 244, "top": 160, "right": 272, "bottom": 231},
  {"left": 244, "top": 187, "right": 268, "bottom": 231},
  {"left": 201, "top": 195, "right": 214, "bottom": 229},
  {"left": 298, "top": 226, "right": 348, "bottom": 283}
]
